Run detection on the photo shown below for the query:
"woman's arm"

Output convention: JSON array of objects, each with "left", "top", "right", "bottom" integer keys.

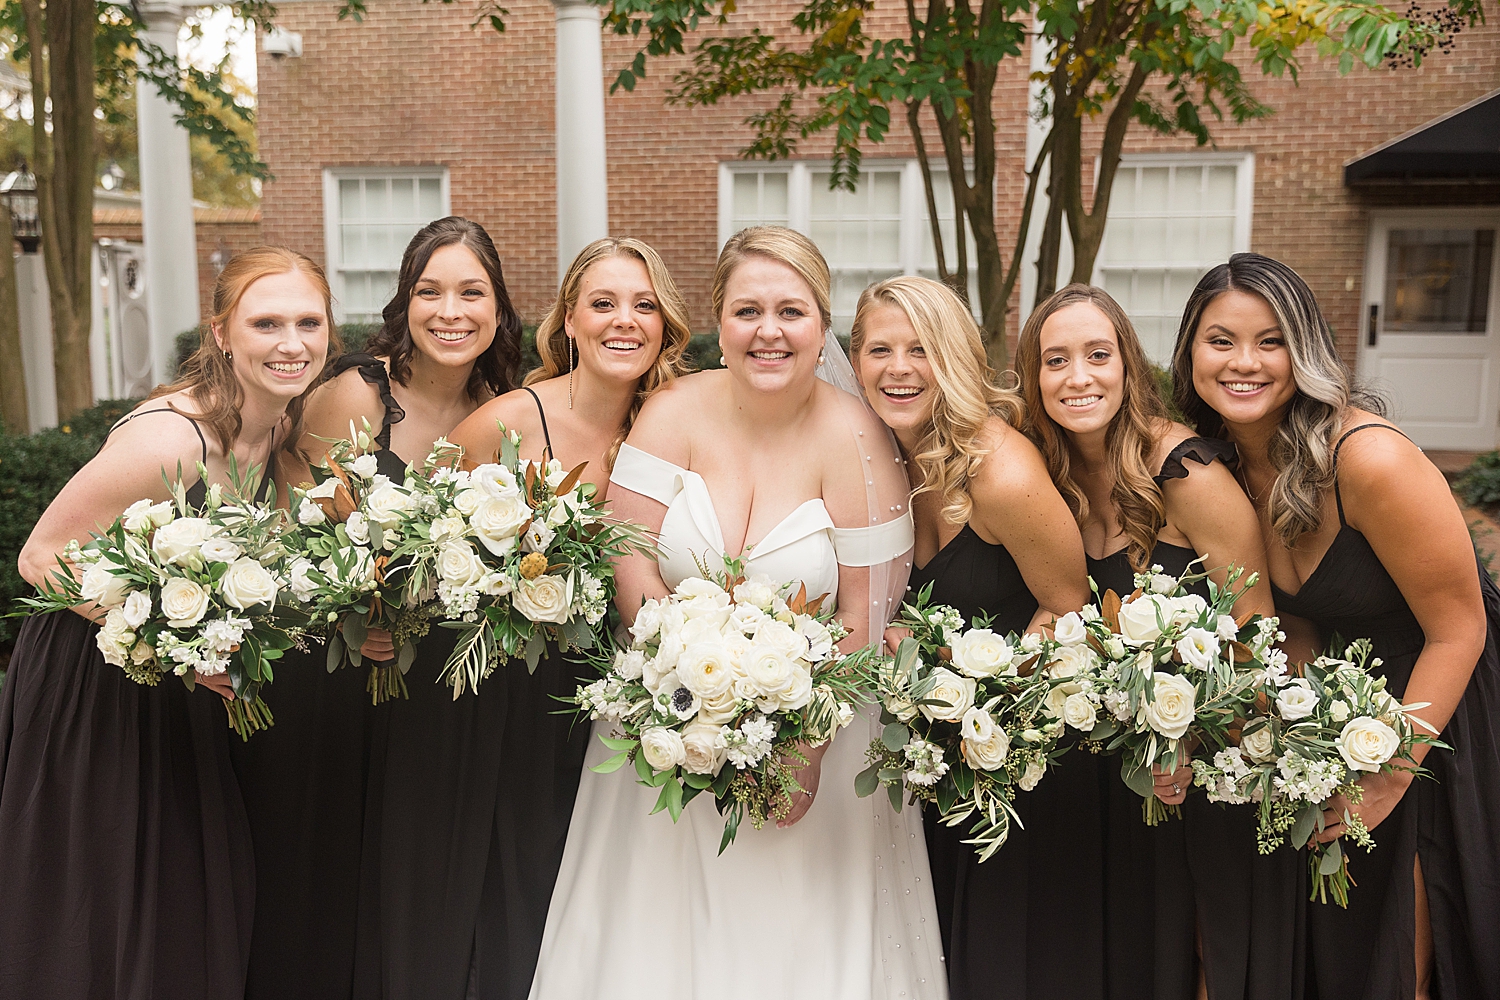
[
  {"left": 1164, "top": 457, "right": 1275, "bottom": 619},
  {"left": 607, "top": 391, "right": 689, "bottom": 624}
]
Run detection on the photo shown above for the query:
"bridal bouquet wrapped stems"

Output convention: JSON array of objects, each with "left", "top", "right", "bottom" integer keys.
[
  {"left": 1190, "top": 638, "right": 1446, "bottom": 907},
  {"left": 856, "top": 588, "right": 1064, "bottom": 862},
  {"left": 20, "top": 461, "right": 294, "bottom": 739},
  {"left": 571, "top": 556, "right": 878, "bottom": 852},
  {"left": 1060, "top": 564, "right": 1278, "bottom": 825}
]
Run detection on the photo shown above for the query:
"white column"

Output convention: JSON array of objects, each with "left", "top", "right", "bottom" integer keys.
[
  {"left": 136, "top": 1, "right": 200, "bottom": 385},
  {"left": 552, "top": 0, "right": 609, "bottom": 281},
  {"left": 1019, "top": 19, "right": 1072, "bottom": 321},
  {"left": 16, "top": 254, "right": 58, "bottom": 430}
]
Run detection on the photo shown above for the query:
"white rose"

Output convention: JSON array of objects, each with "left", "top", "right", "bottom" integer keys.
[
  {"left": 919, "top": 667, "right": 977, "bottom": 722},
  {"left": 199, "top": 536, "right": 243, "bottom": 564},
  {"left": 677, "top": 641, "right": 737, "bottom": 699},
  {"left": 289, "top": 557, "right": 319, "bottom": 602},
  {"left": 732, "top": 577, "right": 778, "bottom": 610},
  {"left": 1139, "top": 671, "right": 1197, "bottom": 740},
  {"left": 429, "top": 516, "right": 467, "bottom": 543},
  {"left": 1241, "top": 723, "right": 1277, "bottom": 762},
  {"left": 365, "top": 482, "right": 413, "bottom": 529},
  {"left": 640, "top": 727, "right": 687, "bottom": 771},
  {"left": 1063, "top": 692, "right": 1098, "bottom": 732},
  {"left": 151, "top": 517, "right": 216, "bottom": 566},
  {"left": 297, "top": 497, "right": 327, "bottom": 526},
  {"left": 1175, "top": 628, "right": 1220, "bottom": 671},
  {"left": 1043, "top": 681, "right": 1081, "bottom": 720},
  {"left": 471, "top": 463, "right": 520, "bottom": 498},
  {"left": 160, "top": 577, "right": 211, "bottom": 628},
  {"left": 962, "top": 711, "right": 1010, "bottom": 770},
  {"left": 1338, "top": 717, "right": 1401, "bottom": 773},
  {"left": 1048, "top": 642, "right": 1097, "bottom": 679},
  {"left": 304, "top": 478, "right": 340, "bottom": 500},
  {"left": 350, "top": 453, "right": 379, "bottom": 479},
  {"left": 120, "top": 589, "right": 152, "bottom": 629},
  {"left": 613, "top": 648, "right": 647, "bottom": 681},
  {"left": 1117, "top": 594, "right": 1173, "bottom": 645},
  {"left": 1018, "top": 758, "right": 1047, "bottom": 791},
  {"left": 511, "top": 573, "right": 572, "bottom": 624},
  {"left": 79, "top": 557, "right": 132, "bottom": 609},
  {"left": 123, "top": 499, "right": 172, "bottom": 533},
  {"left": 681, "top": 722, "right": 728, "bottom": 775},
  {"left": 470, "top": 494, "right": 531, "bottom": 556},
  {"left": 1148, "top": 572, "right": 1177, "bottom": 595},
  {"left": 950, "top": 628, "right": 1015, "bottom": 678},
  {"left": 219, "top": 557, "right": 279, "bottom": 611},
  {"left": 697, "top": 688, "right": 742, "bottom": 725},
  {"left": 1053, "top": 611, "right": 1087, "bottom": 646},
  {"left": 1276, "top": 679, "right": 1319, "bottom": 721},
  {"left": 772, "top": 666, "right": 814, "bottom": 713},
  {"left": 437, "top": 541, "right": 487, "bottom": 588},
  {"left": 96, "top": 607, "right": 135, "bottom": 666},
  {"left": 453, "top": 488, "right": 484, "bottom": 517},
  {"left": 744, "top": 646, "right": 794, "bottom": 698}
]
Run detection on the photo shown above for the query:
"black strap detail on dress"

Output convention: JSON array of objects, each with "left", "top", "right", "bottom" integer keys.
[
  {"left": 1152, "top": 436, "right": 1237, "bottom": 487},
  {"left": 1332, "top": 422, "right": 1411, "bottom": 526},
  {"left": 522, "top": 386, "right": 555, "bottom": 460},
  {"left": 326, "top": 352, "right": 406, "bottom": 451},
  {"left": 105, "top": 408, "right": 209, "bottom": 465}
]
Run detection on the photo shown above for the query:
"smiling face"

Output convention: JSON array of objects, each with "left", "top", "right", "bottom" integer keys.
[
  {"left": 406, "top": 243, "right": 499, "bottom": 369},
  {"left": 855, "top": 302, "right": 935, "bottom": 443},
  {"left": 1037, "top": 302, "right": 1126, "bottom": 441},
  {"left": 564, "top": 254, "right": 665, "bottom": 386},
  {"left": 718, "top": 255, "right": 826, "bottom": 395},
  {"left": 216, "top": 268, "right": 330, "bottom": 405},
  {"left": 1190, "top": 289, "right": 1297, "bottom": 429}
]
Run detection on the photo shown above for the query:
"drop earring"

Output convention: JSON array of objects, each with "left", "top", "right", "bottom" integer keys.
[
  {"left": 567, "top": 336, "right": 575, "bottom": 410},
  {"left": 817, "top": 352, "right": 826, "bottom": 366}
]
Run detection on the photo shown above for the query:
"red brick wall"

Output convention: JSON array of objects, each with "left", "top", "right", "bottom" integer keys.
[{"left": 93, "top": 207, "right": 263, "bottom": 322}]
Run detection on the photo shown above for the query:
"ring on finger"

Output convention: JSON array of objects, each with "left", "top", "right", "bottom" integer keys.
[{"left": 1172, "top": 783, "right": 1181, "bottom": 795}]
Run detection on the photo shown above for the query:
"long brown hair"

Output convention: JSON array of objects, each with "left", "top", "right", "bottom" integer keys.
[
  {"left": 364, "top": 216, "right": 523, "bottom": 401},
  {"left": 850, "top": 275, "right": 1023, "bottom": 525},
  {"left": 526, "top": 237, "right": 694, "bottom": 471},
  {"left": 150, "top": 245, "right": 339, "bottom": 464},
  {"left": 1017, "top": 283, "right": 1170, "bottom": 571}
]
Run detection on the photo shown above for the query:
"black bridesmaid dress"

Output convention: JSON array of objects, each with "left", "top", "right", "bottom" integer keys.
[
  {"left": 1088, "top": 436, "right": 1303, "bottom": 1000},
  {"left": 353, "top": 386, "right": 590, "bottom": 1000},
  {"left": 1269, "top": 423, "right": 1500, "bottom": 1000},
  {"left": 231, "top": 352, "right": 408, "bottom": 999},
  {"left": 910, "top": 524, "right": 1108, "bottom": 1000},
  {"left": 0, "top": 410, "right": 262, "bottom": 999}
]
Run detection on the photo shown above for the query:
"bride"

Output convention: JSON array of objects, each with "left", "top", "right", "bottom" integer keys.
[{"left": 528, "top": 227, "right": 947, "bottom": 999}]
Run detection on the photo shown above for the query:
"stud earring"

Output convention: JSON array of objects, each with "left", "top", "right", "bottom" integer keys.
[
  {"left": 567, "top": 336, "right": 575, "bottom": 410},
  {"left": 223, "top": 349, "right": 232, "bottom": 362}
]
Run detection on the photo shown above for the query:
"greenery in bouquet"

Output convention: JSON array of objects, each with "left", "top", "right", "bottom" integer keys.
[
  {"left": 571, "top": 556, "right": 880, "bottom": 852},
  {"left": 19, "top": 460, "right": 294, "bottom": 739},
  {"left": 857, "top": 587, "right": 1064, "bottom": 862},
  {"left": 1062, "top": 562, "right": 1277, "bottom": 825},
  {"left": 1190, "top": 638, "right": 1446, "bottom": 907}
]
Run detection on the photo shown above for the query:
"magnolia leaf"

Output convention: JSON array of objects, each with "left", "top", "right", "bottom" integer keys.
[
  {"left": 555, "top": 461, "right": 589, "bottom": 497},
  {"left": 1101, "top": 589, "right": 1123, "bottom": 631}
]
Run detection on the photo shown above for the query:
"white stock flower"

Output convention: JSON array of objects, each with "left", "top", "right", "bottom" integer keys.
[
  {"left": 1276, "top": 679, "right": 1319, "bottom": 721},
  {"left": 1063, "top": 692, "right": 1098, "bottom": 732},
  {"left": 919, "top": 667, "right": 977, "bottom": 722},
  {"left": 120, "top": 590, "right": 152, "bottom": 629},
  {"left": 640, "top": 728, "right": 687, "bottom": 771},
  {"left": 1175, "top": 628, "right": 1220, "bottom": 671},
  {"left": 1338, "top": 717, "right": 1401, "bottom": 772},
  {"left": 1241, "top": 723, "right": 1277, "bottom": 762},
  {"left": 1053, "top": 611, "right": 1087, "bottom": 646},
  {"left": 681, "top": 722, "right": 728, "bottom": 775},
  {"left": 151, "top": 517, "right": 216, "bottom": 567},
  {"left": 677, "top": 641, "right": 738, "bottom": 699},
  {"left": 220, "top": 557, "right": 278, "bottom": 611},
  {"left": 1117, "top": 594, "right": 1173, "bottom": 645},
  {"left": 470, "top": 494, "right": 531, "bottom": 556},
  {"left": 949, "top": 628, "right": 1016, "bottom": 678},
  {"left": 160, "top": 577, "right": 211, "bottom": 629},
  {"left": 1139, "top": 671, "right": 1197, "bottom": 740},
  {"left": 80, "top": 558, "right": 132, "bottom": 609}
]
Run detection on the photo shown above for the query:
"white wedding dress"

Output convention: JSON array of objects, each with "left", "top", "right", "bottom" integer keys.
[{"left": 527, "top": 443, "right": 948, "bottom": 1000}]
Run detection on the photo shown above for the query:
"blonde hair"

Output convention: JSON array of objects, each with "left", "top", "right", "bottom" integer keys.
[
  {"left": 1017, "top": 284, "right": 1171, "bottom": 571},
  {"left": 150, "top": 245, "right": 338, "bottom": 463},
  {"left": 850, "top": 275, "right": 1023, "bottom": 525},
  {"left": 527, "top": 237, "right": 694, "bottom": 471},
  {"left": 711, "top": 227, "right": 832, "bottom": 331}
]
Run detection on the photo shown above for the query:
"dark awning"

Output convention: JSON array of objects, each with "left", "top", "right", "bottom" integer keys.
[{"left": 1344, "top": 88, "right": 1500, "bottom": 185}]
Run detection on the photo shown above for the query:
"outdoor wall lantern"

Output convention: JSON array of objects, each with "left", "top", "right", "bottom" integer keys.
[
  {"left": 1, "top": 159, "right": 41, "bottom": 254},
  {"left": 100, "top": 160, "right": 126, "bottom": 192}
]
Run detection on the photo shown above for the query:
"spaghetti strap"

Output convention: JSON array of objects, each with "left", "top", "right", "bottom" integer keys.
[
  {"left": 106, "top": 407, "right": 209, "bottom": 465},
  {"left": 522, "top": 386, "right": 555, "bottom": 460},
  {"left": 1332, "top": 422, "right": 1411, "bottom": 526}
]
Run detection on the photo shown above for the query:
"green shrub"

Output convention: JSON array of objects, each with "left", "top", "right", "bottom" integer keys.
[{"left": 1457, "top": 451, "right": 1500, "bottom": 508}]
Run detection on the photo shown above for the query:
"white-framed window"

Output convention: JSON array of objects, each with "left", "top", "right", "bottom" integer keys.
[
  {"left": 322, "top": 168, "right": 451, "bottom": 323},
  {"left": 1094, "top": 152, "right": 1255, "bottom": 362},
  {"left": 719, "top": 161, "right": 978, "bottom": 333}
]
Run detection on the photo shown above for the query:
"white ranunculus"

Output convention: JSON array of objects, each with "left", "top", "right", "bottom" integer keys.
[
  {"left": 1139, "top": 671, "right": 1197, "bottom": 740},
  {"left": 677, "top": 641, "right": 737, "bottom": 699},
  {"left": 96, "top": 607, "right": 135, "bottom": 666},
  {"left": 1063, "top": 692, "right": 1098, "bottom": 732},
  {"left": 732, "top": 577, "right": 779, "bottom": 611},
  {"left": 79, "top": 557, "right": 132, "bottom": 609},
  {"left": 470, "top": 494, "right": 531, "bottom": 556},
  {"left": 640, "top": 727, "right": 687, "bottom": 771},
  {"left": 962, "top": 713, "right": 1011, "bottom": 770},
  {"left": 919, "top": 667, "right": 977, "bottom": 722},
  {"left": 1338, "top": 717, "right": 1401, "bottom": 772},
  {"left": 437, "top": 541, "right": 487, "bottom": 588},
  {"left": 744, "top": 646, "right": 795, "bottom": 698},
  {"left": 1276, "top": 679, "right": 1319, "bottom": 721},
  {"left": 1018, "top": 758, "right": 1047, "bottom": 791},
  {"left": 1117, "top": 594, "right": 1173, "bottom": 645},
  {"left": 773, "top": 666, "right": 814, "bottom": 713},
  {"left": 297, "top": 497, "right": 327, "bottom": 526},
  {"left": 681, "top": 722, "right": 728, "bottom": 775},
  {"left": 613, "top": 648, "right": 647, "bottom": 681},
  {"left": 753, "top": 619, "right": 810, "bottom": 662},
  {"left": 471, "top": 463, "right": 520, "bottom": 499},
  {"left": 365, "top": 482, "right": 413, "bottom": 529},
  {"left": 511, "top": 573, "right": 572, "bottom": 624},
  {"left": 120, "top": 590, "right": 152, "bottom": 629},
  {"left": 350, "top": 453, "right": 379, "bottom": 479},
  {"left": 950, "top": 628, "right": 1016, "bottom": 678},
  {"left": 1241, "top": 723, "right": 1277, "bottom": 762},
  {"left": 160, "top": 577, "right": 211, "bottom": 628},
  {"left": 199, "top": 536, "right": 243, "bottom": 564},
  {"left": 289, "top": 557, "right": 319, "bottom": 602},
  {"left": 1175, "top": 627, "right": 1220, "bottom": 671},
  {"left": 151, "top": 517, "right": 216, "bottom": 567},
  {"left": 219, "top": 557, "right": 278, "bottom": 611},
  {"left": 1053, "top": 611, "right": 1087, "bottom": 646}
]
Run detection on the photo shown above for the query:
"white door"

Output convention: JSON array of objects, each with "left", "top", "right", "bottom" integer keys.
[{"left": 1360, "top": 209, "right": 1500, "bottom": 450}]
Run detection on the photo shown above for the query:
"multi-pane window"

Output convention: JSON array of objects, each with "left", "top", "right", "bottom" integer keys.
[
  {"left": 1095, "top": 154, "right": 1254, "bottom": 361},
  {"left": 322, "top": 170, "right": 449, "bottom": 323}
]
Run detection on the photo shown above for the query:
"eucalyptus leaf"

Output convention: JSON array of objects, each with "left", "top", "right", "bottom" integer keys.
[
  {"left": 524, "top": 634, "right": 546, "bottom": 674},
  {"left": 1290, "top": 804, "right": 1318, "bottom": 850},
  {"left": 1122, "top": 761, "right": 1157, "bottom": 800},
  {"left": 397, "top": 640, "right": 416, "bottom": 675},
  {"left": 854, "top": 763, "right": 881, "bottom": 798},
  {"left": 881, "top": 722, "right": 910, "bottom": 752},
  {"left": 326, "top": 632, "right": 346, "bottom": 673},
  {"left": 1318, "top": 838, "right": 1345, "bottom": 876},
  {"left": 887, "top": 781, "right": 904, "bottom": 812}
]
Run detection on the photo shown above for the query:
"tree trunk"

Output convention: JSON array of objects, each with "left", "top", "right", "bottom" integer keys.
[{"left": 0, "top": 211, "right": 29, "bottom": 434}]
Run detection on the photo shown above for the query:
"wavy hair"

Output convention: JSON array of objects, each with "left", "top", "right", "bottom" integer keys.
[
  {"left": 150, "top": 246, "right": 339, "bottom": 466},
  {"left": 364, "top": 216, "right": 523, "bottom": 401},
  {"left": 711, "top": 226, "right": 832, "bottom": 331},
  {"left": 851, "top": 275, "right": 1023, "bottom": 525},
  {"left": 526, "top": 237, "right": 694, "bottom": 470},
  {"left": 1017, "top": 284, "right": 1170, "bottom": 571},
  {"left": 1171, "top": 252, "right": 1387, "bottom": 547}
]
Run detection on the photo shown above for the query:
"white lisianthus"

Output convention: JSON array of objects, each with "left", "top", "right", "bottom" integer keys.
[
  {"left": 219, "top": 557, "right": 278, "bottom": 611},
  {"left": 677, "top": 641, "right": 737, "bottom": 699},
  {"left": 470, "top": 494, "right": 531, "bottom": 556},
  {"left": 1241, "top": 723, "right": 1277, "bottom": 762},
  {"left": 613, "top": 648, "right": 647, "bottom": 682},
  {"left": 1276, "top": 679, "right": 1319, "bottom": 721},
  {"left": 1063, "top": 691, "right": 1098, "bottom": 732},
  {"left": 437, "top": 541, "right": 487, "bottom": 588},
  {"left": 511, "top": 573, "right": 573, "bottom": 624},
  {"left": 304, "top": 478, "right": 340, "bottom": 500},
  {"left": 151, "top": 517, "right": 216, "bottom": 567},
  {"left": 1048, "top": 642, "right": 1097, "bottom": 678},
  {"left": 481, "top": 572, "right": 513, "bottom": 597},
  {"left": 681, "top": 722, "right": 728, "bottom": 775},
  {"left": 96, "top": 607, "right": 135, "bottom": 666},
  {"left": 120, "top": 590, "right": 152, "bottom": 629},
  {"left": 297, "top": 497, "right": 328, "bottom": 526},
  {"left": 1052, "top": 611, "right": 1087, "bottom": 646},
  {"left": 200, "top": 536, "right": 243, "bottom": 564},
  {"left": 949, "top": 628, "right": 1015, "bottom": 678},
  {"left": 350, "top": 453, "right": 380, "bottom": 479},
  {"left": 1139, "top": 671, "right": 1197, "bottom": 740},
  {"left": 123, "top": 499, "right": 173, "bottom": 533},
  {"left": 288, "top": 557, "right": 319, "bottom": 602},
  {"left": 919, "top": 667, "right": 977, "bottom": 722},
  {"left": 160, "top": 577, "right": 211, "bottom": 628},
  {"left": 522, "top": 520, "right": 556, "bottom": 553},
  {"left": 1175, "top": 628, "right": 1220, "bottom": 671},
  {"left": 471, "top": 463, "right": 520, "bottom": 498},
  {"left": 1170, "top": 594, "right": 1210, "bottom": 627},
  {"left": 640, "top": 728, "right": 687, "bottom": 771},
  {"left": 1117, "top": 594, "right": 1172, "bottom": 645},
  {"left": 79, "top": 558, "right": 132, "bottom": 609},
  {"left": 320, "top": 546, "right": 377, "bottom": 588},
  {"left": 1216, "top": 614, "right": 1240, "bottom": 642},
  {"left": 961, "top": 708, "right": 1010, "bottom": 770},
  {"left": 1338, "top": 717, "right": 1401, "bottom": 772},
  {"left": 345, "top": 512, "right": 371, "bottom": 546}
]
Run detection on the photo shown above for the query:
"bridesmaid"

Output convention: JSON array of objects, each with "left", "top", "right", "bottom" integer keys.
[
  {"left": 1016, "top": 283, "right": 1279, "bottom": 1000},
  {"left": 377, "top": 236, "right": 692, "bottom": 999},
  {"left": 1171, "top": 251, "right": 1500, "bottom": 1000},
  {"left": 0, "top": 247, "right": 334, "bottom": 998},
  {"left": 234, "top": 217, "right": 522, "bottom": 1000},
  {"left": 851, "top": 275, "right": 1093, "bottom": 1000}
]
